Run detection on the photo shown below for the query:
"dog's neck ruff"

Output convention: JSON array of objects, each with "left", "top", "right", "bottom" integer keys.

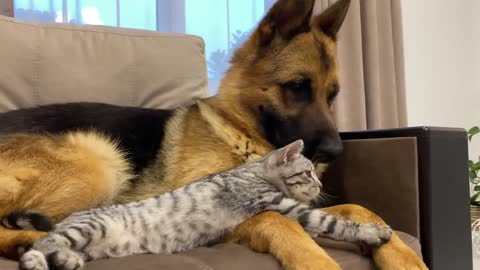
[
  {"left": 196, "top": 100, "right": 271, "bottom": 162},
  {"left": 196, "top": 100, "right": 328, "bottom": 174}
]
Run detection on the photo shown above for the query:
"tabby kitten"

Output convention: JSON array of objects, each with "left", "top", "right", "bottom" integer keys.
[{"left": 19, "top": 140, "right": 392, "bottom": 270}]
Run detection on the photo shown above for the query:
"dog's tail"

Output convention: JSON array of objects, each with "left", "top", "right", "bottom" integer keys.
[{"left": 2, "top": 210, "right": 54, "bottom": 232}]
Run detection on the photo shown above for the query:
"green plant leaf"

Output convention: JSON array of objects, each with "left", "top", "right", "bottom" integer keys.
[
  {"left": 468, "top": 126, "right": 480, "bottom": 141},
  {"left": 473, "top": 161, "right": 480, "bottom": 171},
  {"left": 471, "top": 171, "right": 478, "bottom": 181},
  {"left": 474, "top": 186, "right": 480, "bottom": 191},
  {"left": 472, "top": 177, "right": 480, "bottom": 185},
  {"left": 472, "top": 192, "right": 480, "bottom": 204},
  {"left": 468, "top": 126, "right": 480, "bottom": 134}
]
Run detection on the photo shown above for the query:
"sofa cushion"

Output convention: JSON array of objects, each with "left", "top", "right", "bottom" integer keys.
[
  {"left": 0, "top": 231, "right": 421, "bottom": 270},
  {"left": 0, "top": 15, "right": 209, "bottom": 112}
]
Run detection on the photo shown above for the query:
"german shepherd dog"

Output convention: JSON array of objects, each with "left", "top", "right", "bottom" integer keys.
[{"left": 0, "top": 0, "right": 427, "bottom": 269}]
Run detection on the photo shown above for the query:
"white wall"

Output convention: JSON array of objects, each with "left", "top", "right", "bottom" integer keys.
[
  {"left": 402, "top": 0, "right": 480, "bottom": 160},
  {"left": 402, "top": 1, "right": 480, "bottom": 267}
]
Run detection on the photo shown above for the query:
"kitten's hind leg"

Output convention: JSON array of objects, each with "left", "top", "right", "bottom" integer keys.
[
  {"left": 20, "top": 247, "right": 85, "bottom": 270},
  {"left": 19, "top": 250, "right": 48, "bottom": 270},
  {"left": 19, "top": 233, "right": 86, "bottom": 270},
  {"left": 45, "top": 249, "right": 84, "bottom": 270},
  {"left": 20, "top": 249, "right": 84, "bottom": 270}
]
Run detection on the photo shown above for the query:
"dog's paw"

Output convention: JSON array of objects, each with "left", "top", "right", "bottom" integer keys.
[
  {"left": 373, "top": 233, "right": 429, "bottom": 270},
  {"left": 46, "top": 250, "right": 84, "bottom": 270},
  {"left": 19, "top": 250, "right": 48, "bottom": 270},
  {"left": 357, "top": 223, "right": 393, "bottom": 246}
]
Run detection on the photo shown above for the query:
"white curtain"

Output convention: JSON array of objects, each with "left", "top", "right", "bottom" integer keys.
[{"left": 314, "top": 0, "right": 408, "bottom": 130}]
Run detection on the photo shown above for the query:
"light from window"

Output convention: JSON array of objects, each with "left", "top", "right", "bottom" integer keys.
[{"left": 13, "top": 0, "right": 273, "bottom": 94}]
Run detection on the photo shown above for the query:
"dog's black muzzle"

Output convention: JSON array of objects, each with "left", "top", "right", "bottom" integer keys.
[{"left": 305, "top": 130, "right": 343, "bottom": 163}]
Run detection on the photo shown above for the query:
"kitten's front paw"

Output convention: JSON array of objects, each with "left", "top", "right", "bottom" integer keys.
[
  {"left": 46, "top": 250, "right": 84, "bottom": 270},
  {"left": 19, "top": 250, "right": 48, "bottom": 270},
  {"left": 358, "top": 223, "right": 392, "bottom": 246}
]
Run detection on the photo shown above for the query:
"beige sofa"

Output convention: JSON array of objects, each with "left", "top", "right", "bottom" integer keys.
[{"left": 0, "top": 15, "right": 470, "bottom": 270}]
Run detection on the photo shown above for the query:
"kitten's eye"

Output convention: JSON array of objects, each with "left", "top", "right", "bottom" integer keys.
[
  {"left": 280, "top": 79, "right": 313, "bottom": 102},
  {"left": 286, "top": 172, "right": 304, "bottom": 179},
  {"left": 327, "top": 83, "right": 340, "bottom": 106}
]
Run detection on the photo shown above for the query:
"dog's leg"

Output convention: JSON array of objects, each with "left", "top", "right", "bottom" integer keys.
[
  {"left": 322, "top": 204, "right": 429, "bottom": 270},
  {"left": 0, "top": 226, "right": 46, "bottom": 259},
  {"left": 227, "top": 211, "right": 341, "bottom": 270}
]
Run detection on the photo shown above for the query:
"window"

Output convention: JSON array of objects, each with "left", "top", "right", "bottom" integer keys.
[{"left": 13, "top": 0, "right": 275, "bottom": 94}]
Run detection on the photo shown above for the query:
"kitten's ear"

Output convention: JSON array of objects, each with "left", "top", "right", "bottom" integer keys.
[{"left": 274, "top": 140, "right": 305, "bottom": 165}]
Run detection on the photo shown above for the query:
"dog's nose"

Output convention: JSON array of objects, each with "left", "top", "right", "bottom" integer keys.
[{"left": 314, "top": 135, "right": 343, "bottom": 163}]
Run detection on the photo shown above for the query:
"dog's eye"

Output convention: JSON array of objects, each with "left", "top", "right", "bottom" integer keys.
[
  {"left": 327, "top": 83, "right": 340, "bottom": 106},
  {"left": 281, "top": 79, "right": 313, "bottom": 102}
]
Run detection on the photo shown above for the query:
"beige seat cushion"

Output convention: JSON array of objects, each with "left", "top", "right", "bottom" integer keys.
[
  {"left": 0, "top": 231, "right": 421, "bottom": 270},
  {"left": 0, "top": 15, "right": 208, "bottom": 112}
]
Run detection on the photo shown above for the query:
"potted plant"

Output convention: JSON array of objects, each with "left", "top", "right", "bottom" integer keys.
[{"left": 469, "top": 126, "right": 480, "bottom": 224}]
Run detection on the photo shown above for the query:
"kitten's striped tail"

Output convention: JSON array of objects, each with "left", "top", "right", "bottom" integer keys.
[{"left": 2, "top": 210, "right": 54, "bottom": 232}]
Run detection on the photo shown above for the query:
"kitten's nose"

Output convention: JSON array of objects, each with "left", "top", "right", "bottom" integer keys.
[{"left": 311, "top": 182, "right": 323, "bottom": 192}]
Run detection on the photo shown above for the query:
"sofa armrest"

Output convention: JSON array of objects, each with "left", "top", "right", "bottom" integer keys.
[{"left": 322, "top": 127, "right": 472, "bottom": 270}]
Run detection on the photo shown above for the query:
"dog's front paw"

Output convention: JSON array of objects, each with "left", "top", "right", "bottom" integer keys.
[
  {"left": 372, "top": 232, "right": 429, "bottom": 270},
  {"left": 19, "top": 250, "right": 48, "bottom": 270},
  {"left": 357, "top": 223, "right": 393, "bottom": 246},
  {"left": 46, "top": 250, "right": 84, "bottom": 270}
]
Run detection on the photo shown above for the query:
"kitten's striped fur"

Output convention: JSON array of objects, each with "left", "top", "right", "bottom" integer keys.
[{"left": 19, "top": 140, "right": 391, "bottom": 270}]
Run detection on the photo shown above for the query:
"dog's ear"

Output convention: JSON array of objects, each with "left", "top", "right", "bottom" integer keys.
[
  {"left": 254, "top": 0, "right": 316, "bottom": 47},
  {"left": 312, "top": 0, "right": 351, "bottom": 39}
]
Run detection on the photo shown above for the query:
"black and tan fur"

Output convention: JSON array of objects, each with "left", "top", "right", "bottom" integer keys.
[{"left": 0, "top": 0, "right": 428, "bottom": 269}]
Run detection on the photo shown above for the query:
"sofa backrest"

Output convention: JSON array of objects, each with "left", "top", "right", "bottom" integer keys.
[{"left": 0, "top": 15, "right": 209, "bottom": 112}]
